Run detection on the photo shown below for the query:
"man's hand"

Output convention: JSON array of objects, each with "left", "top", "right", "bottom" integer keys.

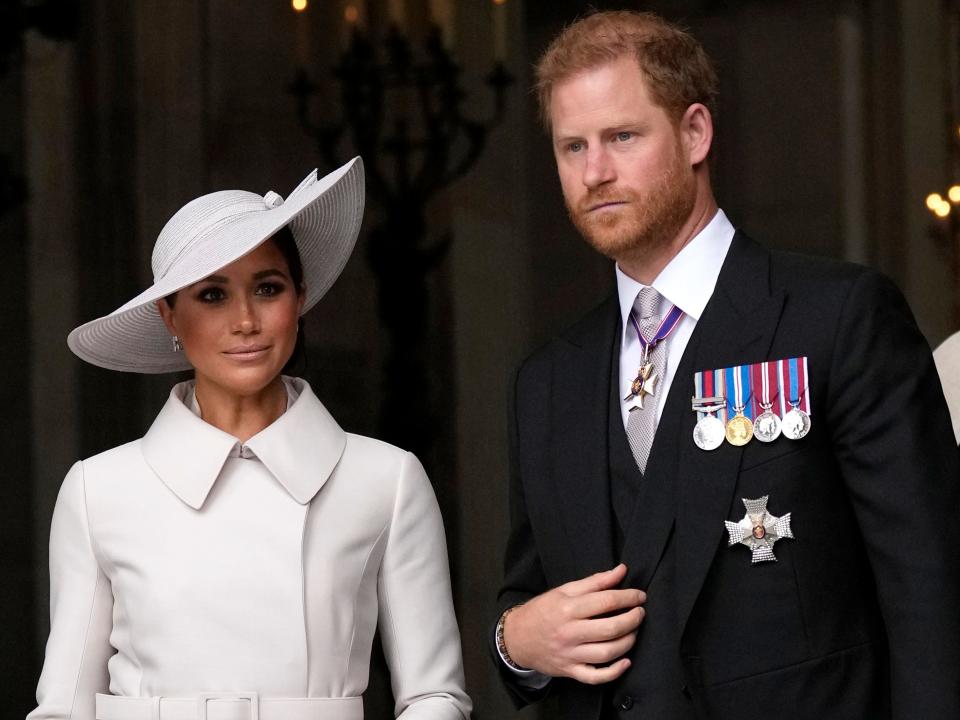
[{"left": 503, "top": 563, "right": 646, "bottom": 684}]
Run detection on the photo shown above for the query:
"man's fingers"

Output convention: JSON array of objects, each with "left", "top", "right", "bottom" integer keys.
[
  {"left": 574, "top": 588, "right": 646, "bottom": 619},
  {"left": 561, "top": 563, "right": 627, "bottom": 596},
  {"left": 571, "top": 632, "right": 638, "bottom": 665},
  {"left": 570, "top": 606, "right": 644, "bottom": 643},
  {"left": 567, "top": 658, "right": 632, "bottom": 686}
]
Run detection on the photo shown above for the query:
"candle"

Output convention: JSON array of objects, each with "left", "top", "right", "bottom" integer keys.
[
  {"left": 293, "top": 0, "right": 311, "bottom": 66},
  {"left": 388, "top": 0, "right": 406, "bottom": 31},
  {"left": 429, "top": 0, "right": 455, "bottom": 48},
  {"left": 342, "top": 0, "right": 365, "bottom": 47},
  {"left": 492, "top": 0, "right": 507, "bottom": 62}
]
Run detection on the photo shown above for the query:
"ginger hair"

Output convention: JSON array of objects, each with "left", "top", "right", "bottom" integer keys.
[{"left": 535, "top": 10, "right": 719, "bottom": 131}]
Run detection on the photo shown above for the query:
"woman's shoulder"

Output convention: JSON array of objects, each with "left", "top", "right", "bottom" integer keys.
[
  {"left": 339, "top": 433, "right": 432, "bottom": 491},
  {"left": 80, "top": 438, "right": 147, "bottom": 472},
  {"left": 68, "top": 439, "right": 151, "bottom": 498}
]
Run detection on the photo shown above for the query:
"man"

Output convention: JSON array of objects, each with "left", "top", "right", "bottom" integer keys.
[{"left": 490, "top": 10, "right": 960, "bottom": 719}]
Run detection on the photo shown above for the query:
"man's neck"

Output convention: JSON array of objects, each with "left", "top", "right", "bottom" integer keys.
[{"left": 617, "top": 195, "right": 719, "bottom": 286}]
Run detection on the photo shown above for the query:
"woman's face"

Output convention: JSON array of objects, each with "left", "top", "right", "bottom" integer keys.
[{"left": 157, "top": 239, "right": 305, "bottom": 397}]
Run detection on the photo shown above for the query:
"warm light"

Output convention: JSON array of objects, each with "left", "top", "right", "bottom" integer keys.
[
  {"left": 492, "top": 0, "right": 507, "bottom": 5},
  {"left": 934, "top": 201, "right": 951, "bottom": 218},
  {"left": 927, "top": 192, "right": 945, "bottom": 211},
  {"left": 949, "top": 185, "right": 960, "bottom": 204},
  {"left": 344, "top": 5, "right": 359, "bottom": 23},
  {"left": 292, "top": 0, "right": 308, "bottom": 12}
]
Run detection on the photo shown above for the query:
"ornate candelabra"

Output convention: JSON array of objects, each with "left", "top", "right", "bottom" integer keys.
[{"left": 289, "top": 21, "right": 512, "bottom": 460}]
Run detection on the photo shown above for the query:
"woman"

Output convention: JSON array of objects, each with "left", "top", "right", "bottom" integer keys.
[{"left": 29, "top": 158, "right": 472, "bottom": 720}]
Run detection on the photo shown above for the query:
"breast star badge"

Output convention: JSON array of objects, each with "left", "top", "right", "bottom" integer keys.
[{"left": 724, "top": 495, "right": 794, "bottom": 563}]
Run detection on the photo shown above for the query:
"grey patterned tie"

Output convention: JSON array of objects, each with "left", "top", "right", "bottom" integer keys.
[{"left": 625, "top": 287, "right": 665, "bottom": 474}]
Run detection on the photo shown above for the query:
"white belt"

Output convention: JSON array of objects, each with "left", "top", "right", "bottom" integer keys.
[{"left": 95, "top": 693, "right": 363, "bottom": 720}]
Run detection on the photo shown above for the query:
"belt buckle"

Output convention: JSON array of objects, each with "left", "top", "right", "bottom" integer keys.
[{"left": 197, "top": 692, "right": 259, "bottom": 720}]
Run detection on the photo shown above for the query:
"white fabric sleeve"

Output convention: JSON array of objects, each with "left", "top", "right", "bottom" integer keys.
[
  {"left": 493, "top": 624, "right": 552, "bottom": 689},
  {"left": 27, "top": 462, "right": 114, "bottom": 720},
  {"left": 377, "top": 453, "right": 472, "bottom": 719}
]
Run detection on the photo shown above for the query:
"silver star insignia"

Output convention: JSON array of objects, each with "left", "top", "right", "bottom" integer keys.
[{"left": 724, "top": 495, "right": 794, "bottom": 563}]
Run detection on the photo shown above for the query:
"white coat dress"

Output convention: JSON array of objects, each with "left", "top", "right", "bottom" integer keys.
[{"left": 28, "top": 377, "right": 471, "bottom": 720}]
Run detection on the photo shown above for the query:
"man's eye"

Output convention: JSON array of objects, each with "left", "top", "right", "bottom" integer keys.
[
  {"left": 567, "top": 142, "right": 584, "bottom": 153},
  {"left": 616, "top": 132, "right": 632, "bottom": 142}
]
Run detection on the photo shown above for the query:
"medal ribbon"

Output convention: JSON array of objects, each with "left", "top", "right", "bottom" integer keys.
[
  {"left": 724, "top": 364, "right": 754, "bottom": 420},
  {"left": 629, "top": 303, "right": 685, "bottom": 356},
  {"left": 697, "top": 357, "right": 809, "bottom": 426},
  {"left": 776, "top": 357, "right": 812, "bottom": 415}
]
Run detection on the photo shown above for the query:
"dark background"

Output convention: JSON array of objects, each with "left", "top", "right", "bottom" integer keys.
[{"left": 3, "top": 1, "right": 958, "bottom": 718}]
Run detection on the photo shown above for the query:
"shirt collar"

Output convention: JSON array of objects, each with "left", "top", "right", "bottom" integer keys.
[
  {"left": 616, "top": 208, "right": 735, "bottom": 328},
  {"left": 141, "top": 377, "right": 346, "bottom": 509}
]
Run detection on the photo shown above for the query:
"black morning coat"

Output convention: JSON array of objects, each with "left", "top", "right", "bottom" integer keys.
[{"left": 491, "top": 232, "right": 960, "bottom": 719}]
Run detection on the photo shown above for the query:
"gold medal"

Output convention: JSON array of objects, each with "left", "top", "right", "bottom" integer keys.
[{"left": 725, "top": 410, "right": 754, "bottom": 447}]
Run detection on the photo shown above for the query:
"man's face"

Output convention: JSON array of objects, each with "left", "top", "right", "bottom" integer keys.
[{"left": 550, "top": 56, "right": 697, "bottom": 262}]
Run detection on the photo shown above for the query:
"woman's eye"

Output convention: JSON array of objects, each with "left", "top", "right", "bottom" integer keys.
[
  {"left": 197, "top": 287, "right": 226, "bottom": 303},
  {"left": 256, "top": 282, "right": 285, "bottom": 297}
]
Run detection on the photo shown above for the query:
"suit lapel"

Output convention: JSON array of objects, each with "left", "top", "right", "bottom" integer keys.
[
  {"left": 550, "top": 296, "right": 619, "bottom": 578},
  {"left": 672, "top": 232, "right": 786, "bottom": 637}
]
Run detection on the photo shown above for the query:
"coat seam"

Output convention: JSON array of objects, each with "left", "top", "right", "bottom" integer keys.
[{"left": 70, "top": 461, "right": 107, "bottom": 718}]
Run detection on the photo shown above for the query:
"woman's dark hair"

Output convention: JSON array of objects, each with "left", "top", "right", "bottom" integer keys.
[
  {"left": 164, "top": 225, "right": 308, "bottom": 375},
  {"left": 273, "top": 226, "right": 308, "bottom": 376}
]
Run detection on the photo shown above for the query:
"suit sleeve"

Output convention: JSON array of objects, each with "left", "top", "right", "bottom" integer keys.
[
  {"left": 377, "top": 452, "right": 472, "bottom": 720},
  {"left": 27, "top": 462, "right": 114, "bottom": 720},
  {"left": 826, "top": 270, "right": 960, "bottom": 717},
  {"left": 487, "top": 364, "right": 554, "bottom": 707}
]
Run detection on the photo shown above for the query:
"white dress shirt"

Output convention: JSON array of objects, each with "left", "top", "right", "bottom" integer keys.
[{"left": 617, "top": 209, "right": 735, "bottom": 427}]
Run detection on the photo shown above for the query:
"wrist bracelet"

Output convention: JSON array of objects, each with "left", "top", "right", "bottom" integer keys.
[{"left": 496, "top": 605, "right": 530, "bottom": 671}]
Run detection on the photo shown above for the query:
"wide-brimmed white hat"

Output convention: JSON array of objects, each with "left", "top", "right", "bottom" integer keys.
[{"left": 68, "top": 157, "right": 364, "bottom": 373}]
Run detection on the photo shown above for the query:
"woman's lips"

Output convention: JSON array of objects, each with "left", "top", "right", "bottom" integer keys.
[{"left": 222, "top": 344, "right": 271, "bottom": 361}]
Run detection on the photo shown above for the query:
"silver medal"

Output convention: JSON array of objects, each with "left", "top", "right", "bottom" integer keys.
[
  {"left": 693, "top": 414, "right": 725, "bottom": 451},
  {"left": 781, "top": 406, "right": 811, "bottom": 440},
  {"left": 753, "top": 404, "right": 782, "bottom": 443}
]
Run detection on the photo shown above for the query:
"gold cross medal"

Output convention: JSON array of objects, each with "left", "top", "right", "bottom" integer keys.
[
  {"left": 624, "top": 361, "right": 659, "bottom": 411},
  {"left": 724, "top": 495, "right": 794, "bottom": 563}
]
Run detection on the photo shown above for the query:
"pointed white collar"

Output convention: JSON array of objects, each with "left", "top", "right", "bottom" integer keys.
[{"left": 141, "top": 377, "right": 346, "bottom": 509}]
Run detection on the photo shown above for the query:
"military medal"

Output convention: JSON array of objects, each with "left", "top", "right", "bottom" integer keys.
[
  {"left": 752, "top": 361, "right": 781, "bottom": 443},
  {"left": 782, "top": 403, "right": 811, "bottom": 440},
  {"left": 725, "top": 407, "right": 753, "bottom": 446},
  {"left": 624, "top": 353, "right": 660, "bottom": 411},
  {"left": 692, "top": 364, "right": 727, "bottom": 452},
  {"left": 623, "top": 301, "right": 684, "bottom": 412},
  {"left": 779, "top": 357, "right": 812, "bottom": 440},
  {"left": 692, "top": 397, "right": 726, "bottom": 451},
  {"left": 724, "top": 495, "right": 794, "bottom": 563},
  {"left": 724, "top": 365, "right": 753, "bottom": 446}
]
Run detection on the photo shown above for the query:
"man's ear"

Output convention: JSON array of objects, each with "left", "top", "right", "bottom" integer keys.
[{"left": 680, "top": 102, "right": 713, "bottom": 166}]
